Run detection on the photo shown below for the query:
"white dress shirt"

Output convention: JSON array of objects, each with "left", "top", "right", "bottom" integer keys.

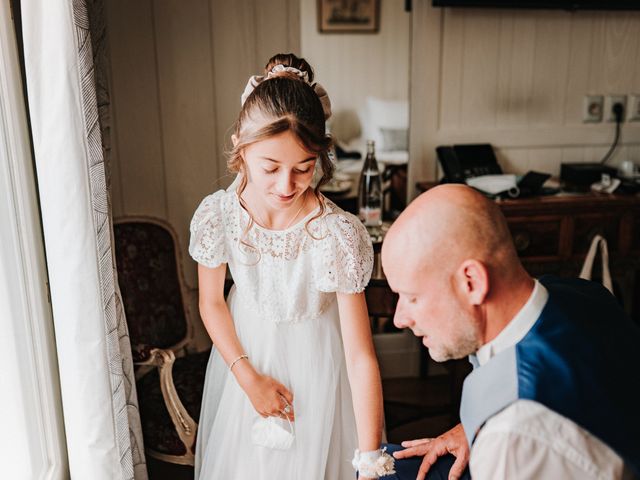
[{"left": 469, "top": 280, "right": 635, "bottom": 480}]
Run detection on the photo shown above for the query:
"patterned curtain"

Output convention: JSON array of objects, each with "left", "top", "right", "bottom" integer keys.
[{"left": 74, "top": 0, "right": 147, "bottom": 477}]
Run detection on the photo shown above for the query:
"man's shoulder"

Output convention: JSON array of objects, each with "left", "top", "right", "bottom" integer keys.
[{"left": 538, "top": 274, "right": 615, "bottom": 304}]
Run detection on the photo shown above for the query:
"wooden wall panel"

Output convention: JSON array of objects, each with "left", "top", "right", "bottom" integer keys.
[
  {"left": 107, "top": 0, "right": 301, "bottom": 297},
  {"left": 210, "top": 0, "right": 259, "bottom": 183},
  {"left": 459, "top": 11, "right": 501, "bottom": 128},
  {"left": 410, "top": 3, "right": 640, "bottom": 194},
  {"left": 107, "top": 0, "right": 166, "bottom": 217},
  {"left": 602, "top": 13, "right": 638, "bottom": 94},
  {"left": 440, "top": 9, "right": 464, "bottom": 129},
  {"left": 211, "top": 0, "right": 300, "bottom": 189},
  {"left": 502, "top": 14, "right": 536, "bottom": 127},
  {"left": 408, "top": 1, "right": 441, "bottom": 190},
  {"left": 529, "top": 13, "right": 571, "bottom": 126},
  {"left": 153, "top": 0, "right": 219, "bottom": 287},
  {"left": 564, "top": 15, "right": 594, "bottom": 125}
]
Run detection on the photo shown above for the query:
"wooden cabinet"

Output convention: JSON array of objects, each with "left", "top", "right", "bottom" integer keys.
[
  {"left": 416, "top": 184, "right": 640, "bottom": 324},
  {"left": 498, "top": 193, "right": 640, "bottom": 323}
]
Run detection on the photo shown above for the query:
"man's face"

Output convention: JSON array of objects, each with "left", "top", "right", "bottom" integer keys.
[{"left": 383, "top": 248, "right": 482, "bottom": 362}]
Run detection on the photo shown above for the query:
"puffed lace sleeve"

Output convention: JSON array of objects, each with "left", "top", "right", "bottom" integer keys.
[
  {"left": 318, "top": 212, "right": 374, "bottom": 294},
  {"left": 188, "top": 190, "right": 228, "bottom": 268}
]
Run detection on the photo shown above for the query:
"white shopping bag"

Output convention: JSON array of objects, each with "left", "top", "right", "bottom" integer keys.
[{"left": 579, "top": 234, "right": 614, "bottom": 295}]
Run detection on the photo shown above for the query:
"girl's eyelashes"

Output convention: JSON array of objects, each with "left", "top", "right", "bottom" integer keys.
[{"left": 262, "top": 167, "right": 312, "bottom": 175}]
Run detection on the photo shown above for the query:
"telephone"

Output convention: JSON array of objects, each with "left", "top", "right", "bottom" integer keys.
[{"left": 436, "top": 144, "right": 503, "bottom": 183}]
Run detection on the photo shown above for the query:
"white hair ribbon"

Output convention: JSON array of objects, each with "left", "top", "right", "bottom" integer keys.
[{"left": 240, "top": 64, "right": 332, "bottom": 120}]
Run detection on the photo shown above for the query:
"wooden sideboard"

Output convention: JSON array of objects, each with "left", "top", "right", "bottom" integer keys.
[{"left": 417, "top": 182, "right": 640, "bottom": 324}]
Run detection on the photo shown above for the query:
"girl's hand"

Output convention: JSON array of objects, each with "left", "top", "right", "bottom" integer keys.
[{"left": 242, "top": 373, "right": 295, "bottom": 421}]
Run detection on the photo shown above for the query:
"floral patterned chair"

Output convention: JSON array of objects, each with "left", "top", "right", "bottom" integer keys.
[{"left": 114, "top": 217, "right": 209, "bottom": 466}]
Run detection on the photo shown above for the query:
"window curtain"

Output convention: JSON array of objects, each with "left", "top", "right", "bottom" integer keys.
[{"left": 20, "top": 0, "right": 146, "bottom": 478}]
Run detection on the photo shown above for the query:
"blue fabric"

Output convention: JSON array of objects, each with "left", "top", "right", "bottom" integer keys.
[
  {"left": 377, "top": 444, "right": 471, "bottom": 480},
  {"left": 461, "top": 275, "right": 640, "bottom": 475}
]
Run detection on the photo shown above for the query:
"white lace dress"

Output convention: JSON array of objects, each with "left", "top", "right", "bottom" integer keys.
[{"left": 189, "top": 188, "right": 373, "bottom": 480}]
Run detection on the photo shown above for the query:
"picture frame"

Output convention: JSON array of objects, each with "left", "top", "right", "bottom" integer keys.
[{"left": 317, "top": 0, "right": 380, "bottom": 34}]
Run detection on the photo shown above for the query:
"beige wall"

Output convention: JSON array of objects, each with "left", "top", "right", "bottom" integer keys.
[
  {"left": 106, "top": 0, "right": 300, "bottom": 348},
  {"left": 106, "top": 2, "right": 640, "bottom": 346},
  {"left": 409, "top": 3, "right": 640, "bottom": 195},
  {"left": 300, "top": 0, "right": 411, "bottom": 143},
  {"left": 106, "top": 0, "right": 299, "bottom": 280}
]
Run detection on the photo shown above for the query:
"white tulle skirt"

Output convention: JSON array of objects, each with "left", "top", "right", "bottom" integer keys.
[{"left": 194, "top": 287, "right": 358, "bottom": 479}]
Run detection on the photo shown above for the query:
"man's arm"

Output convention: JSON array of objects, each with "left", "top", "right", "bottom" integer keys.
[{"left": 471, "top": 400, "right": 626, "bottom": 479}]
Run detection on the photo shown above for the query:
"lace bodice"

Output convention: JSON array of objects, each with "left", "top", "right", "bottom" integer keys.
[{"left": 189, "top": 189, "right": 373, "bottom": 323}]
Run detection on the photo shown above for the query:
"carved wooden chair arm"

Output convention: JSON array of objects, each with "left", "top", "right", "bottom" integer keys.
[{"left": 133, "top": 346, "right": 197, "bottom": 464}]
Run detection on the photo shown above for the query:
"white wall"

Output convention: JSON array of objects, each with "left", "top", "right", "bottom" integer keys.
[
  {"left": 106, "top": 2, "right": 640, "bottom": 347},
  {"left": 300, "top": 0, "right": 410, "bottom": 143},
  {"left": 409, "top": 4, "right": 640, "bottom": 193},
  {"left": 107, "top": 0, "right": 300, "bottom": 248},
  {"left": 106, "top": 0, "right": 300, "bottom": 348}
]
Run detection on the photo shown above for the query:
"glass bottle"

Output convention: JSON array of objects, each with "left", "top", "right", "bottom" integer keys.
[{"left": 358, "top": 140, "right": 383, "bottom": 232}]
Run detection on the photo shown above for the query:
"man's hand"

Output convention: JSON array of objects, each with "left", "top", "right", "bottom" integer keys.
[{"left": 392, "top": 423, "right": 469, "bottom": 480}]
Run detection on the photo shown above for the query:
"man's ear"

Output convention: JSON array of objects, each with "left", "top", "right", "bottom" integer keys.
[{"left": 456, "top": 259, "right": 489, "bottom": 306}]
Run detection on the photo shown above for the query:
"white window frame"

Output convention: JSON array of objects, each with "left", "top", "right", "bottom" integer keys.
[{"left": 0, "top": 2, "right": 68, "bottom": 478}]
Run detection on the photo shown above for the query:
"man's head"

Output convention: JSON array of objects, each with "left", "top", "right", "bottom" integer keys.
[{"left": 381, "top": 184, "right": 531, "bottom": 361}]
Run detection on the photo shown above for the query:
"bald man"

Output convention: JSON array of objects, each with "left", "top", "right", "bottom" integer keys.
[{"left": 381, "top": 185, "right": 640, "bottom": 480}]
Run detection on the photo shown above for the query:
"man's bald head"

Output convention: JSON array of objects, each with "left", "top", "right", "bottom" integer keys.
[
  {"left": 382, "top": 184, "right": 534, "bottom": 361},
  {"left": 383, "top": 184, "right": 518, "bottom": 278}
]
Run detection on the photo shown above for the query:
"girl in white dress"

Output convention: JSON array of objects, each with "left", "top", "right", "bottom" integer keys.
[{"left": 189, "top": 53, "right": 394, "bottom": 480}]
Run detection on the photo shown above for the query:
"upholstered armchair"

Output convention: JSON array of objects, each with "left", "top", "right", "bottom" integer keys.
[{"left": 114, "top": 217, "right": 209, "bottom": 466}]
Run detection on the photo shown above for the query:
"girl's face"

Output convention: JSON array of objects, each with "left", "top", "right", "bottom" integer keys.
[{"left": 241, "top": 130, "right": 317, "bottom": 210}]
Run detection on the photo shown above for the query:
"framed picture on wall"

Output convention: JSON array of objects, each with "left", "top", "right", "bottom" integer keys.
[{"left": 317, "top": 0, "right": 380, "bottom": 33}]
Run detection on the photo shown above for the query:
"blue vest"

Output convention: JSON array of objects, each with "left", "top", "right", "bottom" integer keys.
[{"left": 460, "top": 275, "right": 640, "bottom": 475}]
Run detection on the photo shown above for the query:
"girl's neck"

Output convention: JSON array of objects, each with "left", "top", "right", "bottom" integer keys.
[{"left": 241, "top": 185, "right": 316, "bottom": 231}]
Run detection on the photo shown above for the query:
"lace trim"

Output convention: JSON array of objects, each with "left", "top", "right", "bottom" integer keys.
[
  {"left": 189, "top": 190, "right": 228, "bottom": 268},
  {"left": 190, "top": 190, "right": 374, "bottom": 323}
]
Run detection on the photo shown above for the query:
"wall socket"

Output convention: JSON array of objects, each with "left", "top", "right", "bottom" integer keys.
[
  {"left": 628, "top": 94, "right": 640, "bottom": 122},
  {"left": 583, "top": 95, "right": 603, "bottom": 123},
  {"left": 604, "top": 94, "right": 627, "bottom": 122}
]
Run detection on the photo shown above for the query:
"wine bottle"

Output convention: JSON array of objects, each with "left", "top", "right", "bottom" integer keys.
[{"left": 358, "top": 140, "right": 383, "bottom": 230}]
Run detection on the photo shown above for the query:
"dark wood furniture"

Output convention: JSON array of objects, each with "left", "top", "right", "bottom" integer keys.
[
  {"left": 114, "top": 217, "right": 207, "bottom": 467},
  {"left": 417, "top": 182, "right": 640, "bottom": 324}
]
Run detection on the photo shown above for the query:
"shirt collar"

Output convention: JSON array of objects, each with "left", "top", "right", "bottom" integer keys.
[{"left": 473, "top": 279, "right": 548, "bottom": 367}]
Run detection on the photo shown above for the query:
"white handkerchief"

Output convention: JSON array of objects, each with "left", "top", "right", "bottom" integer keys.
[{"left": 251, "top": 416, "right": 295, "bottom": 450}]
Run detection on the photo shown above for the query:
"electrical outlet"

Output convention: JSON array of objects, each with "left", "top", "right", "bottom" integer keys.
[
  {"left": 628, "top": 94, "right": 640, "bottom": 122},
  {"left": 604, "top": 94, "right": 627, "bottom": 122},
  {"left": 583, "top": 95, "right": 603, "bottom": 123}
]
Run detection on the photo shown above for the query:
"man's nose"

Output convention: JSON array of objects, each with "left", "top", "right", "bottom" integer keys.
[{"left": 393, "top": 302, "right": 411, "bottom": 329}]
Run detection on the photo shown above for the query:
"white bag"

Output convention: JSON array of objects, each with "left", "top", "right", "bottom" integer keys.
[
  {"left": 251, "top": 415, "right": 295, "bottom": 450},
  {"left": 579, "top": 234, "right": 614, "bottom": 294}
]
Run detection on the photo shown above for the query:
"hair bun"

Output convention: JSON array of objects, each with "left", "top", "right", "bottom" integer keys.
[
  {"left": 267, "top": 64, "right": 310, "bottom": 84},
  {"left": 240, "top": 55, "right": 332, "bottom": 119},
  {"left": 265, "top": 53, "right": 314, "bottom": 83}
]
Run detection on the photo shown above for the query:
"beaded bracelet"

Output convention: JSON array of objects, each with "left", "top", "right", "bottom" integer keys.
[
  {"left": 352, "top": 447, "right": 396, "bottom": 479},
  {"left": 229, "top": 354, "right": 248, "bottom": 372}
]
